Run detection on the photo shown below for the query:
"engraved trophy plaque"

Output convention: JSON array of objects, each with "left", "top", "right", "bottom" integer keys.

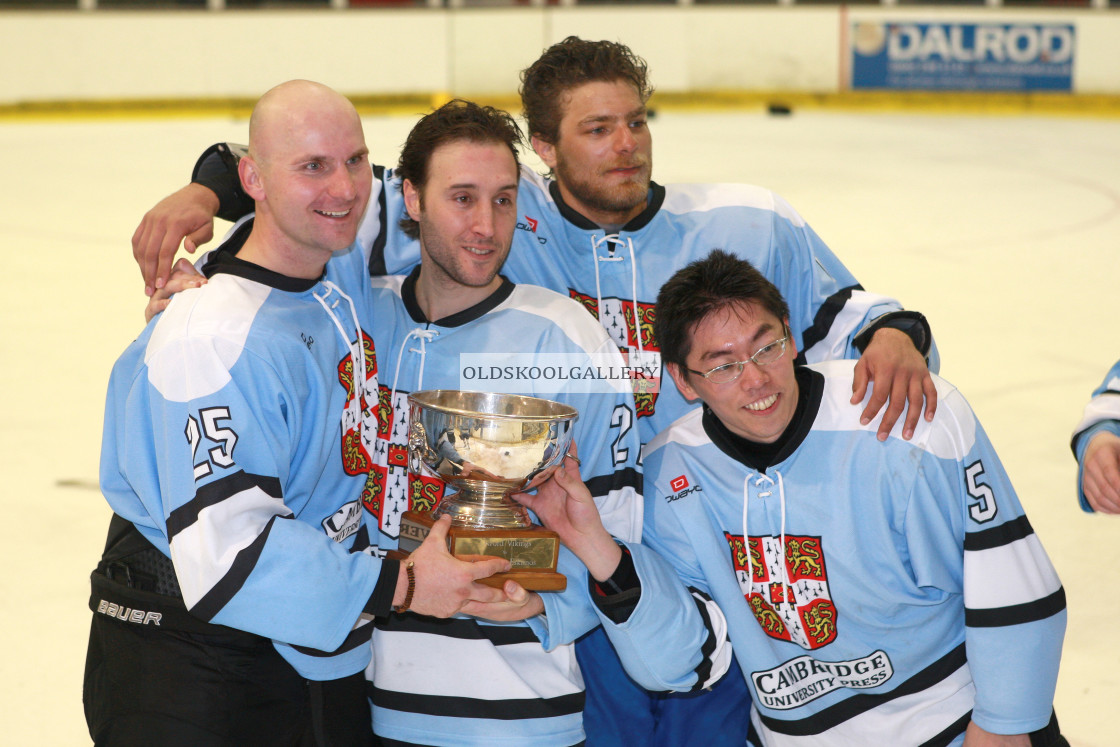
[{"left": 397, "top": 390, "right": 577, "bottom": 592}]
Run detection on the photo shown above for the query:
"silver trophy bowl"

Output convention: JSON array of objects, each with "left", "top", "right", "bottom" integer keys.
[{"left": 407, "top": 390, "right": 578, "bottom": 529}]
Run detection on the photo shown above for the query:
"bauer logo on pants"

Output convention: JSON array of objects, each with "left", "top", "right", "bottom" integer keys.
[{"left": 96, "top": 599, "right": 163, "bottom": 626}]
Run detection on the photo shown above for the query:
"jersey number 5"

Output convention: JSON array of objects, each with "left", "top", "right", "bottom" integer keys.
[
  {"left": 185, "top": 406, "right": 238, "bottom": 481},
  {"left": 965, "top": 460, "right": 997, "bottom": 524}
]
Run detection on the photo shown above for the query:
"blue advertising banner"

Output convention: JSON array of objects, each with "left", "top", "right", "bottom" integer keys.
[{"left": 851, "top": 22, "right": 1075, "bottom": 92}]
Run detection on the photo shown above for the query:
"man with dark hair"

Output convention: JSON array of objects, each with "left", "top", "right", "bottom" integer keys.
[
  {"left": 519, "top": 37, "right": 654, "bottom": 164},
  {"left": 1072, "top": 359, "right": 1120, "bottom": 514},
  {"left": 517, "top": 36, "right": 654, "bottom": 227},
  {"left": 334, "top": 98, "right": 644, "bottom": 746},
  {"left": 654, "top": 250, "right": 791, "bottom": 377},
  {"left": 522, "top": 250, "right": 1068, "bottom": 747},
  {"left": 393, "top": 99, "right": 523, "bottom": 241}
]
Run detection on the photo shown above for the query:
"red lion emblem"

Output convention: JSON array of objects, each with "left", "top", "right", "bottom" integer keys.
[{"left": 726, "top": 532, "right": 839, "bottom": 650}]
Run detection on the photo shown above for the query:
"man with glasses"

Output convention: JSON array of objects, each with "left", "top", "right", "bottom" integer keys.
[{"left": 520, "top": 250, "right": 1069, "bottom": 746}]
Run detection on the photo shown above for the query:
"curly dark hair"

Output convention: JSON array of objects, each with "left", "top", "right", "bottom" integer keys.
[
  {"left": 655, "top": 250, "right": 790, "bottom": 370},
  {"left": 519, "top": 36, "right": 654, "bottom": 144},
  {"left": 396, "top": 99, "right": 523, "bottom": 240}
]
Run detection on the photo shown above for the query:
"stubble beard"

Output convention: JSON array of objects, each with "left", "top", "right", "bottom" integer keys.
[
  {"left": 419, "top": 218, "right": 507, "bottom": 290},
  {"left": 555, "top": 157, "right": 652, "bottom": 222}
]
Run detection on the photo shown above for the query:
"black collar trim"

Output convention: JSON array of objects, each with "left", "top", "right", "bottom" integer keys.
[
  {"left": 702, "top": 366, "right": 823, "bottom": 473},
  {"left": 547, "top": 180, "right": 666, "bottom": 232},
  {"left": 400, "top": 265, "right": 516, "bottom": 328},
  {"left": 202, "top": 218, "right": 322, "bottom": 292}
]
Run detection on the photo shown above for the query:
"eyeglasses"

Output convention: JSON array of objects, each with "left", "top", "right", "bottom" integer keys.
[{"left": 686, "top": 334, "right": 790, "bottom": 384}]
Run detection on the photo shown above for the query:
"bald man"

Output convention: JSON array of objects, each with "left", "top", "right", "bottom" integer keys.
[{"left": 83, "top": 81, "right": 513, "bottom": 747}]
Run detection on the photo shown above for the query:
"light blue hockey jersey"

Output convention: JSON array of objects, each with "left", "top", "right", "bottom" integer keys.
[
  {"left": 99, "top": 223, "right": 386, "bottom": 680},
  {"left": 369, "top": 166, "right": 937, "bottom": 445},
  {"left": 362, "top": 270, "right": 643, "bottom": 747},
  {"left": 1071, "top": 359, "right": 1120, "bottom": 512},
  {"left": 603, "top": 361, "right": 1065, "bottom": 745}
]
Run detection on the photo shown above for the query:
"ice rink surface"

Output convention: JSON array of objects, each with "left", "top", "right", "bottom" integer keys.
[{"left": 1, "top": 106, "right": 1117, "bottom": 745}]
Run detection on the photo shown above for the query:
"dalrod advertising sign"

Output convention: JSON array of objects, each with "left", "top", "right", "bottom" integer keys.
[{"left": 851, "top": 22, "right": 1075, "bottom": 92}]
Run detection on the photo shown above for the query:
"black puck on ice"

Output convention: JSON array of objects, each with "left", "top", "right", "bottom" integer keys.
[{"left": 767, "top": 103, "right": 792, "bottom": 116}]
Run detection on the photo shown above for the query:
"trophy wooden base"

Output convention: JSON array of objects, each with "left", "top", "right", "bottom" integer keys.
[{"left": 396, "top": 510, "right": 566, "bottom": 592}]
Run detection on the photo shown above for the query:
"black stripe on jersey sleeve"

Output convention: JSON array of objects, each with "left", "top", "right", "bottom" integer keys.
[
  {"left": 919, "top": 711, "right": 972, "bottom": 747},
  {"left": 747, "top": 720, "right": 764, "bottom": 747},
  {"left": 963, "top": 515, "right": 1034, "bottom": 552},
  {"left": 688, "top": 587, "right": 718, "bottom": 692},
  {"left": 370, "top": 685, "right": 585, "bottom": 722},
  {"left": 368, "top": 164, "right": 390, "bottom": 277},
  {"left": 376, "top": 613, "right": 543, "bottom": 646},
  {"left": 166, "top": 470, "right": 283, "bottom": 540},
  {"left": 585, "top": 467, "right": 642, "bottom": 501},
  {"left": 796, "top": 285, "right": 860, "bottom": 365},
  {"left": 291, "top": 622, "right": 375, "bottom": 658},
  {"left": 188, "top": 514, "right": 284, "bottom": 621},
  {"left": 757, "top": 643, "right": 967, "bottom": 736},
  {"left": 365, "top": 556, "right": 401, "bottom": 619},
  {"left": 965, "top": 587, "right": 1066, "bottom": 628}
]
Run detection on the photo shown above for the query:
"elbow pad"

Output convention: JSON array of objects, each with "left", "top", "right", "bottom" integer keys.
[{"left": 191, "top": 142, "right": 253, "bottom": 222}]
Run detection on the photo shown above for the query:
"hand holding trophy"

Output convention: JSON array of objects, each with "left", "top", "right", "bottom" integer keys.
[{"left": 397, "top": 390, "right": 578, "bottom": 591}]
